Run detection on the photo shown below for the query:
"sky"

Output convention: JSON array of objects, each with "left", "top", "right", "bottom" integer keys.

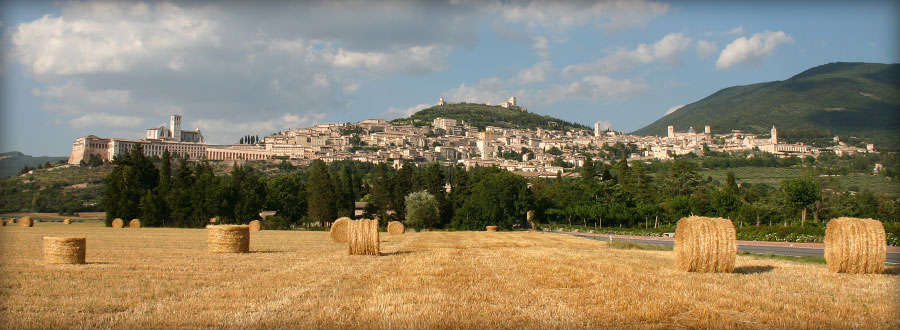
[{"left": 1, "top": 0, "right": 898, "bottom": 156}]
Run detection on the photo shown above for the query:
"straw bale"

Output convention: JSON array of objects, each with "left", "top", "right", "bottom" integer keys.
[
  {"left": 62, "top": 219, "right": 71, "bottom": 225},
  {"left": 129, "top": 219, "right": 141, "bottom": 228},
  {"left": 387, "top": 221, "right": 405, "bottom": 235},
  {"left": 825, "top": 217, "right": 886, "bottom": 274},
  {"left": 248, "top": 220, "right": 262, "bottom": 232},
  {"left": 348, "top": 219, "right": 380, "bottom": 256},
  {"left": 486, "top": 226, "right": 498, "bottom": 232},
  {"left": 207, "top": 225, "right": 250, "bottom": 253},
  {"left": 209, "top": 217, "right": 218, "bottom": 223},
  {"left": 20, "top": 217, "right": 33, "bottom": 227},
  {"left": 111, "top": 218, "right": 124, "bottom": 228},
  {"left": 330, "top": 217, "right": 351, "bottom": 243},
  {"left": 43, "top": 237, "right": 86, "bottom": 264},
  {"left": 674, "top": 216, "right": 736, "bottom": 273}
]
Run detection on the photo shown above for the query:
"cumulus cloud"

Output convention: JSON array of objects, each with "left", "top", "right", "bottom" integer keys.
[
  {"left": 515, "top": 61, "right": 553, "bottom": 85},
  {"left": 442, "top": 74, "right": 646, "bottom": 108},
  {"left": 9, "top": 1, "right": 478, "bottom": 141},
  {"left": 696, "top": 40, "right": 717, "bottom": 59},
  {"left": 382, "top": 103, "right": 434, "bottom": 120},
  {"left": 193, "top": 113, "right": 326, "bottom": 143},
  {"left": 716, "top": 30, "right": 794, "bottom": 69},
  {"left": 533, "top": 36, "right": 550, "bottom": 59},
  {"left": 665, "top": 104, "right": 684, "bottom": 115},
  {"left": 494, "top": 0, "right": 668, "bottom": 33},
  {"left": 68, "top": 113, "right": 143, "bottom": 129},
  {"left": 563, "top": 32, "right": 692, "bottom": 76}
]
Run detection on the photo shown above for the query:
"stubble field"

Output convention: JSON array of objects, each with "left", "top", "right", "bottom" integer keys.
[{"left": 1, "top": 222, "right": 898, "bottom": 329}]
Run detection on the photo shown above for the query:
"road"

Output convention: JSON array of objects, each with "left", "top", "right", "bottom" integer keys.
[{"left": 560, "top": 232, "right": 900, "bottom": 264}]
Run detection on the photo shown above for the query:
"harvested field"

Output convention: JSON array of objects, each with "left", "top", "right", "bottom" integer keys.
[{"left": 1, "top": 222, "right": 898, "bottom": 329}]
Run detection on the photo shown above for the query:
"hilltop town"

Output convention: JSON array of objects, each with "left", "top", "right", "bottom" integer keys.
[{"left": 67, "top": 97, "right": 878, "bottom": 177}]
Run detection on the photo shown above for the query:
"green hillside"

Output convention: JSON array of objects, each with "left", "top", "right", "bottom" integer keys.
[
  {"left": 0, "top": 151, "right": 68, "bottom": 178},
  {"left": 633, "top": 62, "right": 900, "bottom": 147},
  {"left": 392, "top": 103, "right": 590, "bottom": 131}
]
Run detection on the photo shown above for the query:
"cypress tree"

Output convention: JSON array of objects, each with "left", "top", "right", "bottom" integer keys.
[{"left": 307, "top": 160, "right": 336, "bottom": 226}]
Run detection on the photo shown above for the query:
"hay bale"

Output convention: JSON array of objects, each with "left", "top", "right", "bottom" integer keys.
[
  {"left": 209, "top": 217, "right": 218, "bottom": 223},
  {"left": 674, "top": 216, "right": 736, "bottom": 273},
  {"left": 248, "top": 220, "right": 262, "bottom": 232},
  {"left": 348, "top": 219, "right": 380, "bottom": 256},
  {"left": 62, "top": 219, "right": 71, "bottom": 225},
  {"left": 111, "top": 218, "right": 124, "bottom": 228},
  {"left": 43, "top": 237, "right": 86, "bottom": 264},
  {"left": 19, "top": 217, "right": 33, "bottom": 227},
  {"left": 486, "top": 225, "right": 498, "bottom": 232},
  {"left": 129, "top": 219, "right": 141, "bottom": 228},
  {"left": 330, "top": 217, "right": 351, "bottom": 243},
  {"left": 387, "top": 221, "right": 405, "bottom": 235},
  {"left": 527, "top": 210, "right": 536, "bottom": 231},
  {"left": 1, "top": 219, "right": 5, "bottom": 227},
  {"left": 207, "top": 225, "right": 250, "bottom": 253},
  {"left": 825, "top": 217, "right": 886, "bottom": 274}
]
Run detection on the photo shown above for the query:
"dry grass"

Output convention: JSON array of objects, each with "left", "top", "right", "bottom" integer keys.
[
  {"left": 675, "top": 216, "right": 736, "bottom": 273},
  {"left": 348, "top": 219, "right": 380, "bottom": 256},
  {"left": 825, "top": 217, "right": 886, "bottom": 274},
  {"left": 42, "top": 237, "right": 86, "bottom": 265},
  {"left": 1, "top": 222, "right": 898, "bottom": 329},
  {"left": 387, "top": 221, "right": 405, "bottom": 235},
  {"left": 330, "top": 217, "right": 350, "bottom": 243}
]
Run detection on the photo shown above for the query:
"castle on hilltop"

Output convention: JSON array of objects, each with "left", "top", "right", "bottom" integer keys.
[{"left": 439, "top": 96, "right": 527, "bottom": 112}]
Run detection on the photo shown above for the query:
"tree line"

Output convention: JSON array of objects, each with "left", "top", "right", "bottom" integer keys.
[{"left": 101, "top": 145, "right": 899, "bottom": 230}]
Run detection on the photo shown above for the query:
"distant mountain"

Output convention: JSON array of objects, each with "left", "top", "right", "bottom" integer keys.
[
  {"left": 632, "top": 62, "right": 900, "bottom": 147},
  {"left": 0, "top": 151, "right": 68, "bottom": 178},
  {"left": 392, "top": 103, "right": 590, "bottom": 131}
]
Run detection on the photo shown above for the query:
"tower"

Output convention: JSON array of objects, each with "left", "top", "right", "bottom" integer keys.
[
  {"left": 704, "top": 125, "right": 711, "bottom": 134},
  {"left": 170, "top": 115, "right": 182, "bottom": 142},
  {"left": 770, "top": 125, "right": 777, "bottom": 144},
  {"left": 667, "top": 125, "right": 675, "bottom": 138},
  {"left": 508, "top": 96, "right": 516, "bottom": 107},
  {"left": 439, "top": 97, "right": 445, "bottom": 106}
]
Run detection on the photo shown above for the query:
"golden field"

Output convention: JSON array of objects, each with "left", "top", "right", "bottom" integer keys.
[{"left": 1, "top": 222, "right": 898, "bottom": 329}]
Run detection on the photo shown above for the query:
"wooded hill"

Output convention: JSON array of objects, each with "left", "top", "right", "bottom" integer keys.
[
  {"left": 633, "top": 62, "right": 900, "bottom": 148},
  {"left": 392, "top": 103, "right": 590, "bottom": 132}
]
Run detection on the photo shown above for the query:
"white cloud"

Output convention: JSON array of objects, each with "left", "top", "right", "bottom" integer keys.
[
  {"left": 442, "top": 74, "right": 646, "bottom": 108},
  {"left": 728, "top": 26, "right": 744, "bottom": 35},
  {"left": 32, "top": 81, "right": 130, "bottom": 114},
  {"left": 322, "top": 45, "right": 449, "bottom": 75},
  {"left": 494, "top": 0, "right": 668, "bottom": 33},
  {"left": 515, "top": 61, "right": 553, "bottom": 85},
  {"left": 696, "top": 40, "right": 717, "bottom": 59},
  {"left": 382, "top": 103, "right": 434, "bottom": 120},
  {"left": 563, "top": 32, "right": 692, "bottom": 76},
  {"left": 665, "top": 104, "right": 684, "bottom": 115},
  {"left": 68, "top": 113, "right": 143, "bottom": 129},
  {"left": 716, "top": 30, "right": 794, "bottom": 69},
  {"left": 533, "top": 36, "right": 550, "bottom": 59}
]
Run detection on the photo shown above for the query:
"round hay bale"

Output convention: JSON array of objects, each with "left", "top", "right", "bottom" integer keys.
[
  {"left": 19, "top": 217, "right": 33, "bottom": 227},
  {"left": 209, "top": 217, "right": 218, "bottom": 223},
  {"left": 348, "top": 219, "right": 380, "bottom": 255},
  {"left": 486, "top": 225, "right": 498, "bottom": 232},
  {"left": 248, "top": 220, "right": 262, "bottom": 232},
  {"left": 330, "top": 217, "right": 351, "bottom": 243},
  {"left": 129, "top": 219, "right": 141, "bottom": 228},
  {"left": 387, "top": 221, "right": 405, "bottom": 235},
  {"left": 207, "top": 225, "right": 250, "bottom": 253},
  {"left": 43, "top": 236, "right": 86, "bottom": 264},
  {"left": 111, "top": 218, "right": 124, "bottom": 228},
  {"left": 62, "top": 219, "right": 71, "bottom": 225},
  {"left": 825, "top": 217, "right": 886, "bottom": 274},
  {"left": 674, "top": 216, "right": 736, "bottom": 273}
]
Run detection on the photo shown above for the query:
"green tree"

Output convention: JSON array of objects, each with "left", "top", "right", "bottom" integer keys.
[
  {"left": 581, "top": 154, "right": 597, "bottom": 183},
  {"left": 781, "top": 176, "right": 821, "bottom": 227},
  {"left": 405, "top": 190, "right": 440, "bottom": 230},
  {"left": 307, "top": 160, "right": 336, "bottom": 226}
]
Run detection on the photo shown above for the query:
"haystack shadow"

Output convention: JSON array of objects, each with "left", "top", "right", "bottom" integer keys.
[{"left": 734, "top": 265, "right": 775, "bottom": 274}]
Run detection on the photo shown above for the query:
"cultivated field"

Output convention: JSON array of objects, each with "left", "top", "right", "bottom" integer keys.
[{"left": 1, "top": 222, "right": 898, "bottom": 329}]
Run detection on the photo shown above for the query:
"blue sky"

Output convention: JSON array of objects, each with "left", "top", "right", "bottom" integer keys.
[{"left": 1, "top": 0, "right": 898, "bottom": 156}]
